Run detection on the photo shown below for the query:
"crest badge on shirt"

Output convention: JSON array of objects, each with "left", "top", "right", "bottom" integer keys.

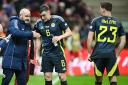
[
  {"left": 51, "top": 23, "right": 55, "bottom": 27},
  {"left": 21, "top": 29, "right": 24, "bottom": 31},
  {"left": 40, "top": 26, "right": 44, "bottom": 29}
]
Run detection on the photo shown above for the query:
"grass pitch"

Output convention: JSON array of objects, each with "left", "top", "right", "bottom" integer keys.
[{"left": 0, "top": 75, "right": 127, "bottom": 85}]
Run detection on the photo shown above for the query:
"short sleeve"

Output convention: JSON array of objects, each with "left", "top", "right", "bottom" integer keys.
[
  {"left": 58, "top": 16, "right": 69, "bottom": 31},
  {"left": 33, "top": 22, "right": 40, "bottom": 33},
  {"left": 118, "top": 22, "right": 125, "bottom": 37},
  {"left": 89, "top": 18, "right": 96, "bottom": 32}
]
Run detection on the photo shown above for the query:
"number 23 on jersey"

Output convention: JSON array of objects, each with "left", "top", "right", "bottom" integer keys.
[{"left": 97, "top": 26, "right": 117, "bottom": 43}]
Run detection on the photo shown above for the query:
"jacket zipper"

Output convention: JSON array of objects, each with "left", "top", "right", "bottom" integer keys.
[
  {"left": 3, "top": 41, "right": 10, "bottom": 63},
  {"left": 10, "top": 44, "right": 15, "bottom": 68}
]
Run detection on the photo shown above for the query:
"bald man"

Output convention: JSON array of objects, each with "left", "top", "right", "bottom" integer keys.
[
  {"left": 1, "top": 8, "right": 40, "bottom": 85},
  {"left": 14, "top": 8, "right": 35, "bottom": 85}
]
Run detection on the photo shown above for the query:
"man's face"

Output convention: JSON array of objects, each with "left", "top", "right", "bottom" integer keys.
[
  {"left": 19, "top": 9, "right": 31, "bottom": 24},
  {"left": 21, "top": 13, "right": 31, "bottom": 23},
  {"left": 23, "top": 13, "right": 31, "bottom": 23},
  {"left": 40, "top": 11, "right": 50, "bottom": 22}
]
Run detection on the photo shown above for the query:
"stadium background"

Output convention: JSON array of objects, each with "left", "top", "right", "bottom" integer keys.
[{"left": 0, "top": 0, "right": 128, "bottom": 85}]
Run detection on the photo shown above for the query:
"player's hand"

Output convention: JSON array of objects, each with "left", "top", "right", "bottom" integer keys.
[
  {"left": 88, "top": 53, "right": 92, "bottom": 62},
  {"left": 30, "top": 59, "right": 40, "bottom": 66},
  {"left": 52, "top": 36, "right": 62, "bottom": 43},
  {"left": 32, "top": 31, "right": 40, "bottom": 38}
]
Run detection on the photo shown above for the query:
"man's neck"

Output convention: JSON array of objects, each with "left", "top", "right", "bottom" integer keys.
[
  {"left": 44, "top": 15, "right": 51, "bottom": 22},
  {"left": 103, "top": 11, "right": 112, "bottom": 17}
]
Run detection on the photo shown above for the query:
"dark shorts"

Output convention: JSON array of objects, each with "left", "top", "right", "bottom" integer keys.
[
  {"left": 93, "top": 54, "right": 119, "bottom": 77},
  {"left": 41, "top": 52, "right": 67, "bottom": 73}
]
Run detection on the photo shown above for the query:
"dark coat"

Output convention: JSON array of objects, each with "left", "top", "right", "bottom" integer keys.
[{"left": 2, "top": 16, "right": 33, "bottom": 70}]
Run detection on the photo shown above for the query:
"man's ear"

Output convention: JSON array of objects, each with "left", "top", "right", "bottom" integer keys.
[
  {"left": 48, "top": 10, "right": 51, "bottom": 14},
  {"left": 19, "top": 14, "right": 22, "bottom": 20},
  {"left": 103, "top": 8, "right": 106, "bottom": 13}
]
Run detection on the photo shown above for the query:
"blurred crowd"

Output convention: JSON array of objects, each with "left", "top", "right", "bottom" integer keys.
[
  {"left": 0, "top": 0, "right": 128, "bottom": 58},
  {"left": 0, "top": 0, "right": 94, "bottom": 55},
  {"left": 0, "top": 0, "right": 128, "bottom": 76}
]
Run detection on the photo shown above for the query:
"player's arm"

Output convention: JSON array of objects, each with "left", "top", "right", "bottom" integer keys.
[
  {"left": 116, "top": 22, "right": 126, "bottom": 57},
  {"left": 52, "top": 27, "right": 72, "bottom": 43},
  {"left": 8, "top": 19, "right": 33, "bottom": 38},
  {"left": 87, "top": 18, "right": 96, "bottom": 61},
  {"left": 31, "top": 37, "right": 41, "bottom": 65},
  {"left": 33, "top": 22, "right": 41, "bottom": 49},
  {"left": 87, "top": 31, "right": 94, "bottom": 60},
  {"left": 32, "top": 23, "right": 41, "bottom": 65},
  {"left": 52, "top": 16, "right": 72, "bottom": 43},
  {"left": 116, "top": 35, "right": 126, "bottom": 57},
  {"left": 59, "top": 27, "right": 72, "bottom": 39},
  {"left": 35, "top": 37, "right": 41, "bottom": 56},
  {"left": 8, "top": 19, "right": 40, "bottom": 39}
]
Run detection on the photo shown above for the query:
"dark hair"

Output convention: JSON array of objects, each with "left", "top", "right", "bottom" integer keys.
[
  {"left": 100, "top": 2, "right": 112, "bottom": 11},
  {"left": 40, "top": 4, "right": 49, "bottom": 13}
]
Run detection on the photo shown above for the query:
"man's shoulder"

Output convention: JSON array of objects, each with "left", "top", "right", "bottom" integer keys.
[
  {"left": 92, "top": 16, "right": 102, "bottom": 22},
  {"left": 51, "top": 15, "right": 64, "bottom": 22},
  {"left": 34, "top": 19, "right": 42, "bottom": 26},
  {"left": 9, "top": 16, "right": 19, "bottom": 21},
  {"left": 34, "top": 19, "right": 43, "bottom": 30},
  {"left": 8, "top": 16, "right": 19, "bottom": 28},
  {"left": 111, "top": 16, "right": 119, "bottom": 20},
  {"left": 91, "top": 16, "right": 102, "bottom": 25},
  {"left": 111, "top": 17, "right": 121, "bottom": 23}
]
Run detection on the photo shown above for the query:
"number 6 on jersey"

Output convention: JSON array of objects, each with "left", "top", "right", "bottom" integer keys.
[{"left": 46, "top": 29, "right": 50, "bottom": 36}]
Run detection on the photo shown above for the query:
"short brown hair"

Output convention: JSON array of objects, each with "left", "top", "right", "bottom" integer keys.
[
  {"left": 40, "top": 4, "right": 50, "bottom": 13},
  {"left": 100, "top": 2, "right": 112, "bottom": 11}
]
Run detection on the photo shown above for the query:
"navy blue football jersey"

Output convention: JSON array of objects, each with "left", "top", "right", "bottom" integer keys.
[
  {"left": 89, "top": 16, "right": 125, "bottom": 58},
  {"left": 34, "top": 15, "right": 69, "bottom": 53}
]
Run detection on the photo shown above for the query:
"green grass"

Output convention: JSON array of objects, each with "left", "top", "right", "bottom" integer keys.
[{"left": 0, "top": 75, "right": 128, "bottom": 85}]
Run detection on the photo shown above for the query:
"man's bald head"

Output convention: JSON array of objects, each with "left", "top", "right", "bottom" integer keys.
[
  {"left": 19, "top": 8, "right": 31, "bottom": 23},
  {"left": 19, "top": 8, "right": 30, "bottom": 16}
]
